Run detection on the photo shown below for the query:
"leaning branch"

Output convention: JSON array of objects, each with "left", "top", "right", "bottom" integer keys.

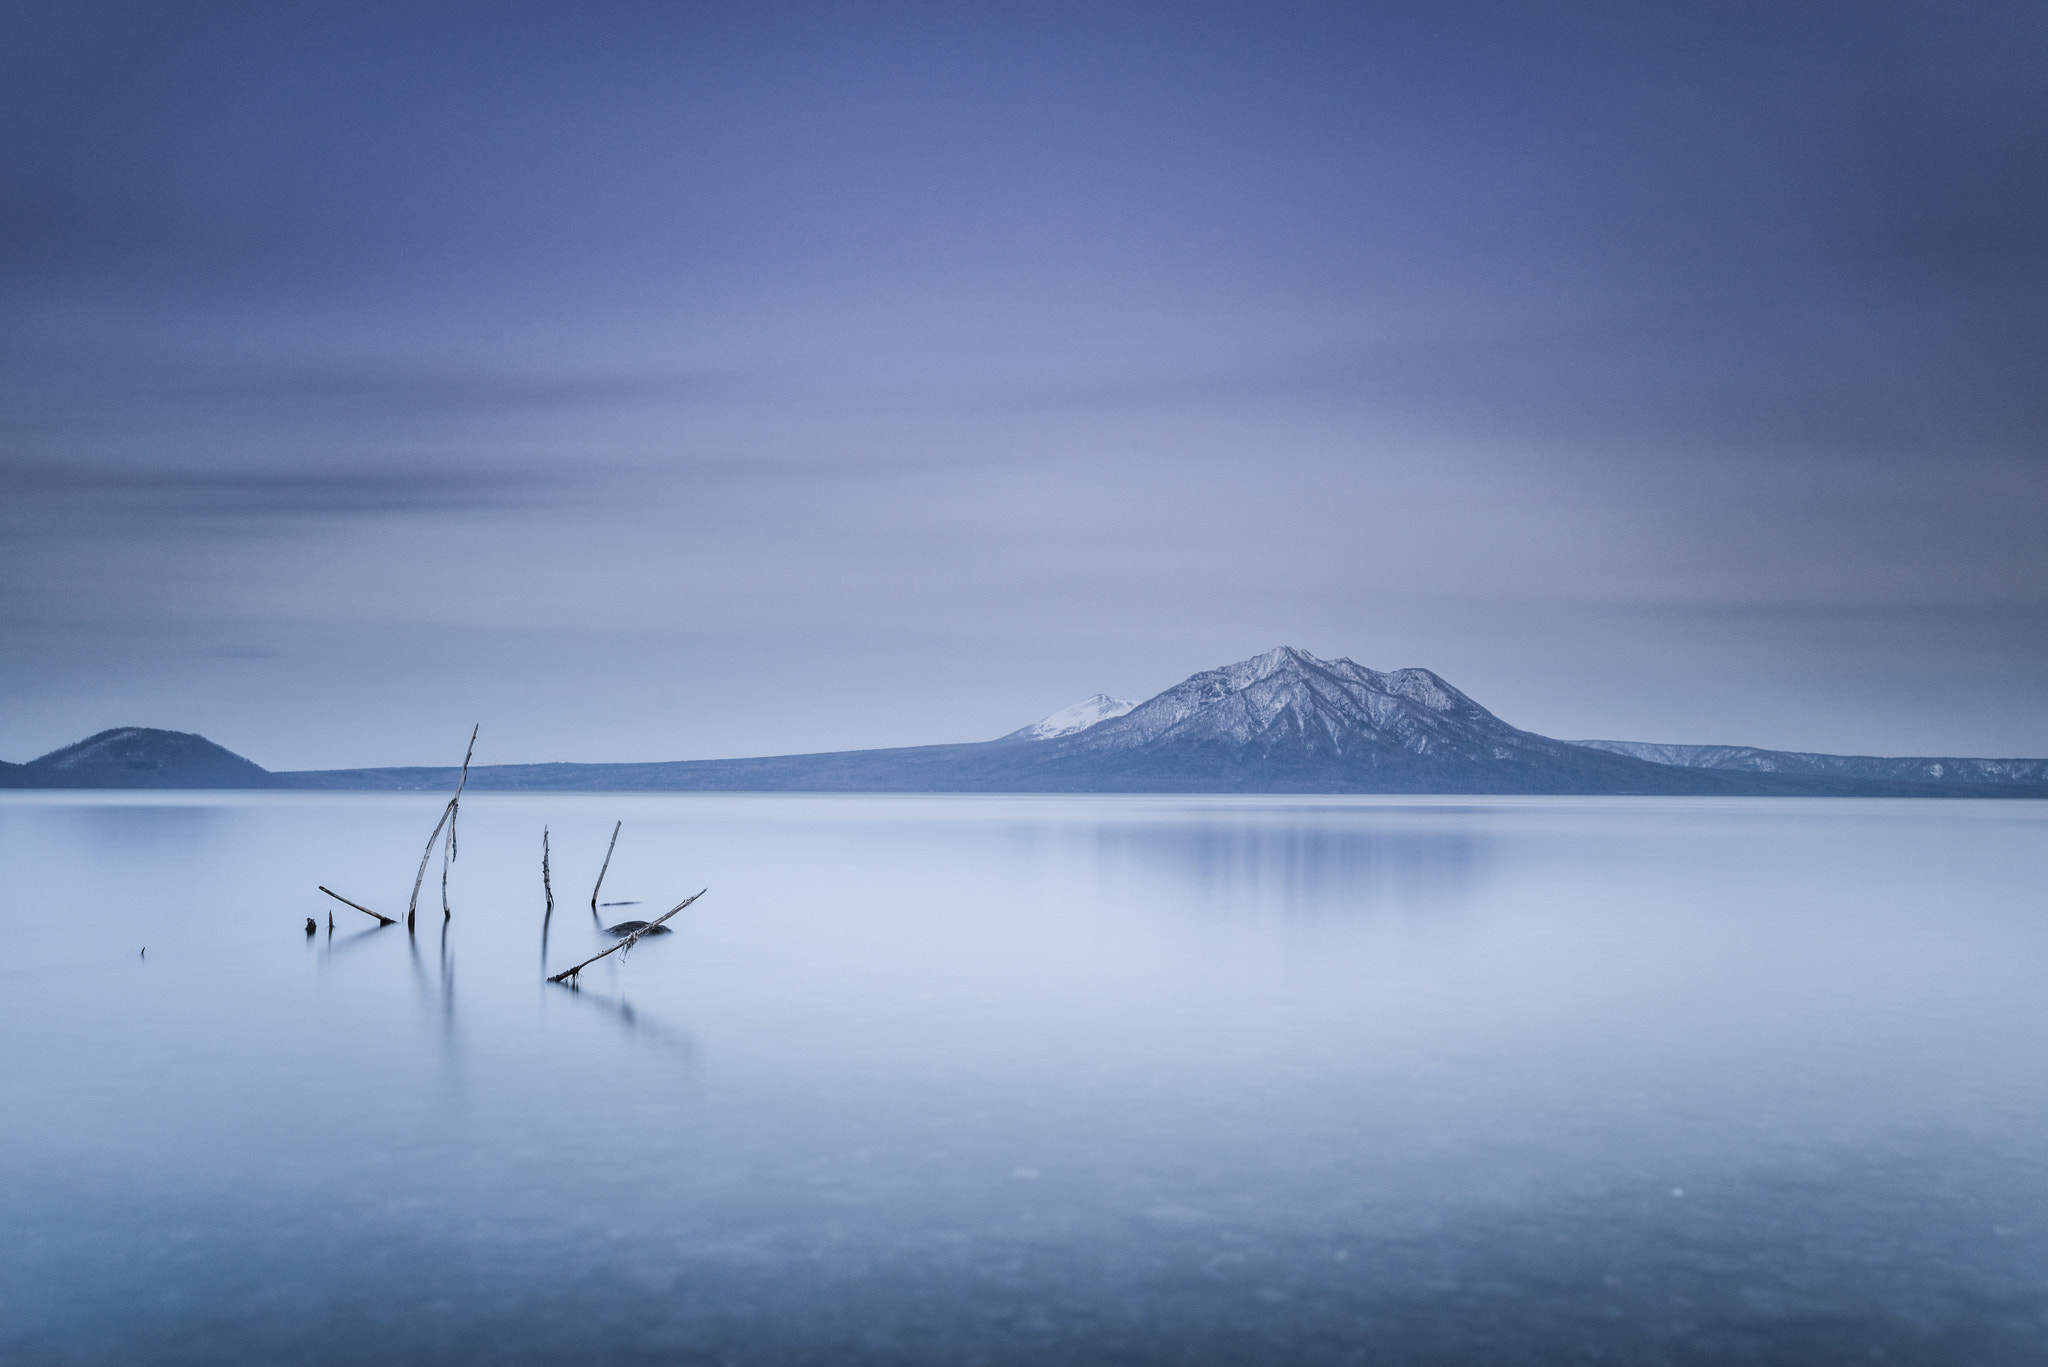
[
  {"left": 406, "top": 724, "right": 479, "bottom": 928},
  {"left": 406, "top": 801, "right": 453, "bottom": 928},
  {"left": 446, "top": 724, "right": 478, "bottom": 864},
  {"left": 319, "top": 885, "right": 395, "bottom": 926},
  {"left": 441, "top": 724, "right": 479, "bottom": 921},
  {"left": 590, "top": 820, "right": 622, "bottom": 915},
  {"left": 547, "top": 889, "right": 705, "bottom": 984}
]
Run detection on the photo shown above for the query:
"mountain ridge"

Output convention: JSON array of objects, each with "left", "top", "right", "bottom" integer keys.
[
  {"left": 6, "top": 649, "right": 2045, "bottom": 796},
  {"left": 1577, "top": 739, "right": 2048, "bottom": 787}
]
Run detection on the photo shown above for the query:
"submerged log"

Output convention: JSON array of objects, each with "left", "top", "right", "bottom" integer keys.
[
  {"left": 604, "top": 919, "right": 670, "bottom": 937},
  {"left": 547, "top": 889, "right": 705, "bottom": 985}
]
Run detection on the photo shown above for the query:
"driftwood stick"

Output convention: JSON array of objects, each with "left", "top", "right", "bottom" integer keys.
[
  {"left": 446, "top": 724, "right": 477, "bottom": 863},
  {"left": 542, "top": 827, "right": 554, "bottom": 917},
  {"left": 441, "top": 724, "right": 478, "bottom": 922},
  {"left": 320, "top": 885, "right": 395, "bottom": 926},
  {"left": 548, "top": 889, "right": 705, "bottom": 984},
  {"left": 540, "top": 826, "right": 555, "bottom": 967},
  {"left": 405, "top": 724, "right": 479, "bottom": 929},
  {"left": 407, "top": 800, "right": 453, "bottom": 929},
  {"left": 590, "top": 820, "right": 622, "bottom": 916}
]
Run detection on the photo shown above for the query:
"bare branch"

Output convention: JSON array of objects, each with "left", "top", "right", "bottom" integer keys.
[
  {"left": 547, "top": 889, "right": 705, "bottom": 985},
  {"left": 406, "top": 800, "right": 453, "bottom": 928},
  {"left": 447, "top": 724, "right": 478, "bottom": 863},
  {"left": 319, "top": 886, "right": 395, "bottom": 926},
  {"left": 590, "top": 820, "right": 622, "bottom": 916},
  {"left": 542, "top": 827, "right": 554, "bottom": 917}
]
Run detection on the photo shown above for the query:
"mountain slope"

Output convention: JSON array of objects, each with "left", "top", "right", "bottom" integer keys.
[
  {"left": 1014, "top": 647, "right": 1745, "bottom": 794},
  {"left": 1000, "top": 694, "right": 1138, "bottom": 741},
  {"left": 4, "top": 727, "right": 275, "bottom": 789},
  {"left": 1577, "top": 739, "right": 2048, "bottom": 788},
  {"left": 282, "top": 649, "right": 1953, "bottom": 796}
]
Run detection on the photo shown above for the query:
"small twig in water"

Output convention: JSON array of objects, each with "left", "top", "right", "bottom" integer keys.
[
  {"left": 320, "top": 886, "right": 395, "bottom": 926},
  {"left": 590, "top": 820, "right": 622, "bottom": 917},
  {"left": 548, "top": 889, "right": 705, "bottom": 985}
]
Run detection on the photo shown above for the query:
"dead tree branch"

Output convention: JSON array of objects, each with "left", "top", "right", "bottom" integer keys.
[
  {"left": 548, "top": 889, "right": 705, "bottom": 985},
  {"left": 542, "top": 827, "right": 554, "bottom": 918},
  {"left": 320, "top": 886, "right": 395, "bottom": 926},
  {"left": 407, "top": 801, "right": 452, "bottom": 930},
  {"left": 590, "top": 820, "right": 622, "bottom": 917},
  {"left": 406, "top": 725, "right": 478, "bottom": 929}
]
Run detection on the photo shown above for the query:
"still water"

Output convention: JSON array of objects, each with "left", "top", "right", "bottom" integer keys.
[{"left": 2, "top": 792, "right": 2045, "bottom": 1365}]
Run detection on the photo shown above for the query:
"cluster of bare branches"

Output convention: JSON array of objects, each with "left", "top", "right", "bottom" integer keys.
[
  {"left": 312, "top": 725, "right": 477, "bottom": 934},
  {"left": 311, "top": 729, "right": 708, "bottom": 992}
]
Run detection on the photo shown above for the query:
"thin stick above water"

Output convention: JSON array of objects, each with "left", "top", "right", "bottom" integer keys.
[
  {"left": 542, "top": 827, "right": 555, "bottom": 918},
  {"left": 548, "top": 889, "right": 705, "bottom": 985},
  {"left": 319, "top": 885, "right": 395, "bottom": 926},
  {"left": 406, "top": 725, "right": 478, "bottom": 929},
  {"left": 590, "top": 820, "right": 622, "bottom": 916},
  {"left": 541, "top": 826, "right": 555, "bottom": 968},
  {"left": 406, "top": 802, "right": 452, "bottom": 931},
  {"left": 441, "top": 725, "right": 478, "bottom": 922}
]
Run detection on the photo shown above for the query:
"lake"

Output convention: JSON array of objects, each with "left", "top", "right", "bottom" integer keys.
[{"left": 2, "top": 792, "right": 2045, "bottom": 1364}]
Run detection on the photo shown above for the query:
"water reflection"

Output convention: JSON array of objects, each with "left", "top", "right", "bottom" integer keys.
[
  {"left": 2, "top": 793, "right": 2045, "bottom": 1366},
  {"left": 1085, "top": 810, "right": 1490, "bottom": 923},
  {"left": 548, "top": 982, "right": 700, "bottom": 1061}
]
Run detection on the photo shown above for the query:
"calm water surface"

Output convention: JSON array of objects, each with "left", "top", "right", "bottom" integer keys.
[{"left": 2, "top": 793, "right": 2045, "bottom": 1365}]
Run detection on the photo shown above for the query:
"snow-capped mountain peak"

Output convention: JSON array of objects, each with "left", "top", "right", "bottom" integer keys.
[
  {"left": 1003, "top": 693, "right": 1139, "bottom": 741},
  {"left": 1061, "top": 646, "right": 1536, "bottom": 762}
]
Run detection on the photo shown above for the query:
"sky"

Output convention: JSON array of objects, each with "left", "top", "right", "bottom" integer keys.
[{"left": 4, "top": 1, "right": 2045, "bottom": 769}]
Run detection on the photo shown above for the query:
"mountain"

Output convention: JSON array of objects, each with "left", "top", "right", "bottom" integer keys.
[
  {"left": 273, "top": 647, "right": 2048, "bottom": 796},
  {"left": 12, "top": 650, "right": 2048, "bottom": 796},
  {"left": 0, "top": 727, "right": 275, "bottom": 789},
  {"left": 1577, "top": 739, "right": 2048, "bottom": 788},
  {"left": 1000, "top": 693, "right": 1137, "bottom": 741},
  {"left": 1000, "top": 646, "right": 1750, "bottom": 794}
]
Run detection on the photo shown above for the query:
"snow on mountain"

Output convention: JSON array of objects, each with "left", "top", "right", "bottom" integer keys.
[
  {"left": 1063, "top": 646, "right": 1559, "bottom": 763},
  {"left": 1003, "top": 693, "right": 1138, "bottom": 741},
  {"left": 1577, "top": 739, "right": 2048, "bottom": 786}
]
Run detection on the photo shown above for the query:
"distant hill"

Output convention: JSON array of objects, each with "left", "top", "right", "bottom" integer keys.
[
  {"left": 11, "top": 650, "right": 2048, "bottom": 796},
  {"left": 1577, "top": 739, "right": 2048, "bottom": 789},
  {"left": 0, "top": 727, "right": 275, "bottom": 789}
]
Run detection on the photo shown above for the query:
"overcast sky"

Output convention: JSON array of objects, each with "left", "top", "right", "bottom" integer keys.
[{"left": 4, "top": 1, "right": 2045, "bottom": 769}]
